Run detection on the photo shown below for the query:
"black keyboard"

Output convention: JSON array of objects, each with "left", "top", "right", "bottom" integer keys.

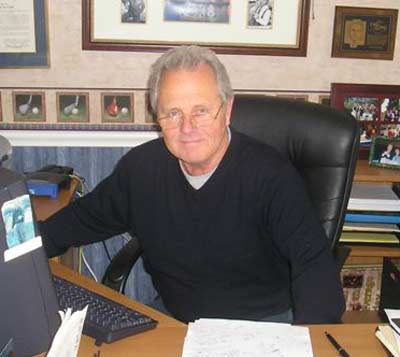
[{"left": 52, "top": 275, "right": 158, "bottom": 346}]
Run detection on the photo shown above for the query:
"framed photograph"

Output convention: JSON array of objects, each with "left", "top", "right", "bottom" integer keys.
[
  {"left": 83, "top": 0, "right": 310, "bottom": 56},
  {"left": 0, "top": 0, "right": 49, "bottom": 67},
  {"left": 331, "top": 83, "right": 400, "bottom": 159},
  {"left": 369, "top": 137, "right": 400, "bottom": 169},
  {"left": 318, "top": 95, "right": 331, "bottom": 106},
  {"left": 57, "top": 93, "right": 89, "bottom": 123},
  {"left": 101, "top": 93, "right": 134, "bottom": 123},
  {"left": 13, "top": 92, "right": 46, "bottom": 122},
  {"left": 331, "top": 6, "right": 398, "bottom": 60}
]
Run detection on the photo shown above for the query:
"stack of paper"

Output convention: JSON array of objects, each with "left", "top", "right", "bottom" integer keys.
[
  {"left": 375, "top": 309, "right": 400, "bottom": 356},
  {"left": 182, "top": 318, "right": 313, "bottom": 357},
  {"left": 342, "top": 183, "right": 400, "bottom": 244}
]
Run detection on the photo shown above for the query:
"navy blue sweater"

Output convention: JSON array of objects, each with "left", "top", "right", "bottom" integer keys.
[{"left": 41, "top": 129, "right": 345, "bottom": 323}]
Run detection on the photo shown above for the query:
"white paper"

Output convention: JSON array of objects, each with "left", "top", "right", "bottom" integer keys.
[
  {"left": 182, "top": 318, "right": 313, "bottom": 357},
  {"left": 47, "top": 306, "right": 88, "bottom": 357},
  {"left": 0, "top": 0, "right": 36, "bottom": 53}
]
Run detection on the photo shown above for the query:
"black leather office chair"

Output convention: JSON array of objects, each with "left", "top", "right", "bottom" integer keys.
[{"left": 102, "top": 95, "right": 360, "bottom": 294}]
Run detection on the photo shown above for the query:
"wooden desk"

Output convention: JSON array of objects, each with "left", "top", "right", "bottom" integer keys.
[
  {"left": 32, "top": 179, "right": 78, "bottom": 267},
  {"left": 31, "top": 179, "right": 78, "bottom": 221},
  {"left": 50, "top": 262, "right": 387, "bottom": 357}
]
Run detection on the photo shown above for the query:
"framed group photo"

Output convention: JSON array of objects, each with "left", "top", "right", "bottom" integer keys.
[
  {"left": 83, "top": 0, "right": 311, "bottom": 56},
  {"left": 331, "top": 6, "right": 398, "bottom": 60},
  {"left": 369, "top": 137, "right": 400, "bottom": 169},
  {"left": 331, "top": 83, "right": 400, "bottom": 159}
]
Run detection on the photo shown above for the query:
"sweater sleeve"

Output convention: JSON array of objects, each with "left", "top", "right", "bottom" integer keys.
[
  {"left": 264, "top": 163, "right": 345, "bottom": 324},
  {"left": 39, "top": 157, "right": 133, "bottom": 258}
]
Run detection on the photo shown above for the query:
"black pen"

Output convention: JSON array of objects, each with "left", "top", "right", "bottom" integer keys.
[{"left": 324, "top": 331, "right": 350, "bottom": 357}]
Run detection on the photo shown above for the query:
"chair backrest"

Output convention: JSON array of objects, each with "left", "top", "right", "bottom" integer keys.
[{"left": 230, "top": 95, "right": 360, "bottom": 253}]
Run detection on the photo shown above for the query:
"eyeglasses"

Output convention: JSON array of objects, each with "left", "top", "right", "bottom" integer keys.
[{"left": 157, "top": 102, "right": 224, "bottom": 129}]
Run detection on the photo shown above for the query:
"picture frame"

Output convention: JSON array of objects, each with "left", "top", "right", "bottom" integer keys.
[
  {"left": 331, "top": 83, "right": 400, "bottom": 159},
  {"left": 331, "top": 6, "right": 398, "bottom": 60},
  {"left": 101, "top": 93, "right": 134, "bottom": 123},
  {"left": 82, "top": 0, "right": 311, "bottom": 57},
  {"left": 56, "top": 93, "right": 89, "bottom": 123},
  {"left": 13, "top": 92, "right": 46, "bottom": 122},
  {"left": 0, "top": 0, "right": 49, "bottom": 67},
  {"left": 369, "top": 136, "right": 400, "bottom": 170},
  {"left": 318, "top": 95, "right": 331, "bottom": 106}
]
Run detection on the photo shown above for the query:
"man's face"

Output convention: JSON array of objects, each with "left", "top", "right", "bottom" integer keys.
[{"left": 157, "top": 64, "right": 233, "bottom": 176}]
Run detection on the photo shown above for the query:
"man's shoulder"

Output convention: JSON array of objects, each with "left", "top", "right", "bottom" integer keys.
[{"left": 118, "top": 137, "right": 168, "bottom": 168}]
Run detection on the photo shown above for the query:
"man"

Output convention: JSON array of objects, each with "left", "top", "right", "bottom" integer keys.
[{"left": 40, "top": 45, "right": 345, "bottom": 324}]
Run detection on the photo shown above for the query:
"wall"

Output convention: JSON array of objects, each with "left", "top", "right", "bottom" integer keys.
[{"left": 0, "top": 0, "right": 399, "bottom": 147}]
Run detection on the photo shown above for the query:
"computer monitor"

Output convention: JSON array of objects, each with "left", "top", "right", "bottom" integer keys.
[{"left": 0, "top": 167, "right": 59, "bottom": 356}]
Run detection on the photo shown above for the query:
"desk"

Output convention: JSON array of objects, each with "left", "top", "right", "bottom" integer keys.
[
  {"left": 50, "top": 261, "right": 387, "bottom": 357},
  {"left": 32, "top": 179, "right": 78, "bottom": 267}
]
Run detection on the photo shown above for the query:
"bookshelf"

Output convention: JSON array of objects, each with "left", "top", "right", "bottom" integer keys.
[{"left": 344, "top": 160, "right": 400, "bottom": 263}]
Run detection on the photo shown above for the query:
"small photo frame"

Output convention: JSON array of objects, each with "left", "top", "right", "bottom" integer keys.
[
  {"left": 331, "top": 83, "right": 400, "bottom": 159},
  {"left": 318, "top": 95, "right": 331, "bottom": 106},
  {"left": 331, "top": 6, "right": 398, "bottom": 60},
  {"left": 369, "top": 137, "right": 400, "bottom": 169},
  {"left": 57, "top": 93, "right": 89, "bottom": 123},
  {"left": 101, "top": 93, "right": 134, "bottom": 123},
  {"left": 13, "top": 92, "right": 46, "bottom": 122}
]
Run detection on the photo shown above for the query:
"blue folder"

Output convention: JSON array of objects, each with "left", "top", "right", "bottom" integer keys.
[{"left": 345, "top": 213, "right": 400, "bottom": 224}]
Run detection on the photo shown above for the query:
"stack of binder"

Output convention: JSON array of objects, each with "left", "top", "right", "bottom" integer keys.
[{"left": 341, "top": 183, "right": 400, "bottom": 245}]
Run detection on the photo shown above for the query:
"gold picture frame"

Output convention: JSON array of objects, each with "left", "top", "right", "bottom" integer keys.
[{"left": 331, "top": 6, "right": 398, "bottom": 60}]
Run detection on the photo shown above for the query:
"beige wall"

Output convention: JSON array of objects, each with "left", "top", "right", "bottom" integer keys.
[{"left": 0, "top": 0, "right": 399, "bottom": 125}]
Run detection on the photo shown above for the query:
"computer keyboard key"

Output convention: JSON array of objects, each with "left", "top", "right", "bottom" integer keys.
[{"left": 52, "top": 276, "right": 158, "bottom": 345}]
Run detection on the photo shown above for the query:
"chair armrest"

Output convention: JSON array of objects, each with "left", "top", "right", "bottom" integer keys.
[{"left": 101, "top": 236, "right": 143, "bottom": 294}]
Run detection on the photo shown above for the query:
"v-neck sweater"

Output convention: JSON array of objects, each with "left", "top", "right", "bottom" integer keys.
[{"left": 40, "top": 128, "right": 345, "bottom": 324}]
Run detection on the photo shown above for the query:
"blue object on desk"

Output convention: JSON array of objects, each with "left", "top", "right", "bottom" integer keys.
[{"left": 27, "top": 180, "right": 59, "bottom": 199}]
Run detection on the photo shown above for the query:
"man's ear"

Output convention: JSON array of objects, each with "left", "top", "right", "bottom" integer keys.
[{"left": 224, "top": 97, "right": 234, "bottom": 126}]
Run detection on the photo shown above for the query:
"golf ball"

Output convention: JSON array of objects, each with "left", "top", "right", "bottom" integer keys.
[
  {"left": 121, "top": 107, "right": 129, "bottom": 115},
  {"left": 31, "top": 107, "right": 39, "bottom": 115},
  {"left": 72, "top": 107, "right": 79, "bottom": 115}
]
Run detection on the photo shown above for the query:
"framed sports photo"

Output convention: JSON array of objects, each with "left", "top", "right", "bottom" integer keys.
[
  {"left": 331, "top": 83, "right": 400, "bottom": 159},
  {"left": 369, "top": 136, "right": 400, "bottom": 170},
  {"left": 101, "top": 93, "right": 134, "bottom": 123},
  {"left": 331, "top": 6, "right": 398, "bottom": 60},
  {"left": 13, "top": 92, "right": 46, "bottom": 122},
  {"left": 57, "top": 93, "right": 89, "bottom": 123}
]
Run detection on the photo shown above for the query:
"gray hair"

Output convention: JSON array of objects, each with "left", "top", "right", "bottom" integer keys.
[{"left": 147, "top": 45, "right": 233, "bottom": 113}]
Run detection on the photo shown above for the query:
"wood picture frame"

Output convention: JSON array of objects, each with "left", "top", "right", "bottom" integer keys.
[
  {"left": 82, "top": 0, "right": 310, "bottom": 57},
  {"left": 331, "top": 6, "right": 398, "bottom": 60},
  {"left": 331, "top": 83, "right": 400, "bottom": 159},
  {"left": 0, "top": 0, "right": 49, "bottom": 68},
  {"left": 13, "top": 92, "right": 46, "bottom": 122},
  {"left": 369, "top": 136, "right": 400, "bottom": 170},
  {"left": 101, "top": 93, "right": 134, "bottom": 123},
  {"left": 56, "top": 93, "right": 89, "bottom": 123}
]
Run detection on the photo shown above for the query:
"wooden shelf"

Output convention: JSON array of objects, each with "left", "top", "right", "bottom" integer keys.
[
  {"left": 354, "top": 160, "right": 400, "bottom": 184},
  {"left": 345, "top": 160, "right": 400, "bottom": 262}
]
